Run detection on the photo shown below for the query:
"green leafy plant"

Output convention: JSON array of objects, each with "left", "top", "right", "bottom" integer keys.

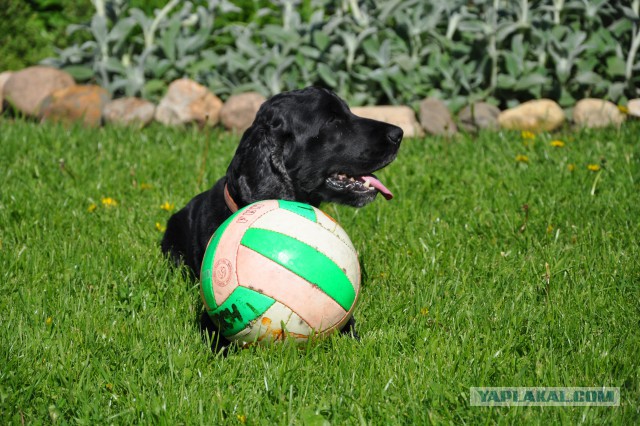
[
  {"left": 43, "top": 0, "right": 240, "bottom": 100},
  {"left": 42, "top": 0, "right": 640, "bottom": 108}
]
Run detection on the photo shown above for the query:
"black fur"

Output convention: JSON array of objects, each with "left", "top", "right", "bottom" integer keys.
[
  {"left": 162, "top": 86, "right": 402, "bottom": 276},
  {"left": 161, "top": 87, "right": 402, "bottom": 349}
]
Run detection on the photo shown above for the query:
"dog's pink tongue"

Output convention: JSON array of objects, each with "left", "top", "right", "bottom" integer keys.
[{"left": 361, "top": 176, "right": 393, "bottom": 200}]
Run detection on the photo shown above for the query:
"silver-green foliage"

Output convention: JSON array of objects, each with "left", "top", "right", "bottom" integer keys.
[
  {"left": 45, "top": 0, "right": 640, "bottom": 108},
  {"left": 43, "top": 0, "right": 241, "bottom": 100}
]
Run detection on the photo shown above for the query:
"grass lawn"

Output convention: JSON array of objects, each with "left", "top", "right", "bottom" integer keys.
[{"left": 1, "top": 118, "right": 639, "bottom": 424}]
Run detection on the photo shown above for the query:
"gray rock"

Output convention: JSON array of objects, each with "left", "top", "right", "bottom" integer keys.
[
  {"left": 573, "top": 98, "right": 625, "bottom": 128},
  {"left": 103, "top": 97, "right": 155, "bottom": 127},
  {"left": 498, "top": 99, "right": 565, "bottom": 132},
  {"left": 458, "top": 102, "right": 500, "bottom": 132},
  {"left": 0, "top": 71, "right": 14, "bottom": 113},
  {"left": 625, "top": 98, "right": 640, "bottom": 118},
  {"left": 351, "top": 106, "right": 424, "bottom": 138},
  {"left": 419, "top": 98, "right": 457, "bottom": 136},
  {"left": 155, "top": 78, "right": 222, "bottom": 126},
  {"left": 220, "top": 92, "right": 266, "bottom": 133},
  {"left": 3, "top": 66, "right": 75, "bottom": 116}
]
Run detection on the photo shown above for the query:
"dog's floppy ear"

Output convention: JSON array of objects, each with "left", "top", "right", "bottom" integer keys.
[{"left": 225, "top": 102, "right": 296, "bottom": 206}]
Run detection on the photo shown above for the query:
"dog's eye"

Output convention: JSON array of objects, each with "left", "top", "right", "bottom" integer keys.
[{"left": 272, "top": 117, "right": 284, "bottom": 129}]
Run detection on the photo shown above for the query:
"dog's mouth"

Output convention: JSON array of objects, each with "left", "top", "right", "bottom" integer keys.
[{"left": 325, "top": 173, "right": 393, "bottom": 200}]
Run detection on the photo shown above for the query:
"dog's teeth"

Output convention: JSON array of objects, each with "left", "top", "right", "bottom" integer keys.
[
  {"left": 363, "top": 180, "right": 371, "bottom": 188},
  {"left": 349, "top": 177, "right": 355, "bottom": 182}
]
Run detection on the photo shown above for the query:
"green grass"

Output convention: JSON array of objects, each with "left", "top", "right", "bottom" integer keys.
[{"left": 1, "top": 119, "right": 639, "bottom": 424}]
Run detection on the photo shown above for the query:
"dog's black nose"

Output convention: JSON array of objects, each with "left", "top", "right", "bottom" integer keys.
[{"left": 387, "top": 126, "right": 403, "bottom": 145}]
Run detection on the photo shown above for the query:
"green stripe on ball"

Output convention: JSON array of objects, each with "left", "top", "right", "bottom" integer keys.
[
  {"left": 278, "top": 200, "right": 317, "bottom": 222},
  {"left": 240, "top": 228, "right": 356, "bottom": 311},
  {"left": 209, "top": 286, "right": 276, "bottom": 337}
]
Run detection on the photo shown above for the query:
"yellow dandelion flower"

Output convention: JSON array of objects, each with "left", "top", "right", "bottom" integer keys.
[
  {"left": 237, "top": 414, "right": 247, "bottom": 424},
  {"left": 140, "top": 183, "right": 153, "bottom": 190},
  {"left": 587, "top": 164, "right": 601, "bottom": 172},
  {"left": 567, "top": 164, "right": 575, "bottom": 172},
  {"left": 515, "top": 154, "right": 529, "bottom": 163},
  {"left": 105, "top": 383, "right": 113, "bottom": 391},
  {"left": 617, "top": 105, "right": 629, "bottom": 114},
  {"left": 155, "top": 222, "right": 166, "bottom": 232},
  {"left": 550, "top": 140, "right": 565, "bottom": 148},
  {"left": 521, "top": 130, "right": 536, "bottom": 140},
  {"left": 87, "top": 203, "right": 98, "bottom": 213},
  {"left": 546, "top": 224, "right": 554, "bottom": 234},
  {"left": 420, "top": 307, "right": 429, "bottom": 316},
  {"left": 160, "top": 201, "right": 175, "bottom": 211},
  {"left": 46, "top": 317, "right": 53, "bottom": 326},
  {"left": 101, "top": 197, "right": 118, "bottom": 207}
]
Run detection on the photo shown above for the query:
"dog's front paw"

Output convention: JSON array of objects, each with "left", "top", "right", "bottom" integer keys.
[{"left": 339, "top": 316, "right": 360, "bottom": 340}]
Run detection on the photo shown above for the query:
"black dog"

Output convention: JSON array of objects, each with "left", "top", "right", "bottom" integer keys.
[{"left": 161, "top": 86, "right": 402, "bottom": 345}]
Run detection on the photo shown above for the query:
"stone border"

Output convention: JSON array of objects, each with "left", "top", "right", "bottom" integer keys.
[{"left": 1, "top": 66, "right": 637, "bottom": 137}]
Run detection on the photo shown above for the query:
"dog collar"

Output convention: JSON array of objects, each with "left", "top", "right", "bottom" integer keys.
[{"left": 224, "top": 183, "right": 239, "bottom": 213}]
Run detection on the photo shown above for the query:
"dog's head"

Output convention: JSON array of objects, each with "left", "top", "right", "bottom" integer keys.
[{"left": 226, "top": 87, "right": 402, "bottom": 208}]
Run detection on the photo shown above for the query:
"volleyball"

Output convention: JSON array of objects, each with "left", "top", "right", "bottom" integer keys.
[{"left": 200, "top": 200, "right": 360, "bottom": 346}]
